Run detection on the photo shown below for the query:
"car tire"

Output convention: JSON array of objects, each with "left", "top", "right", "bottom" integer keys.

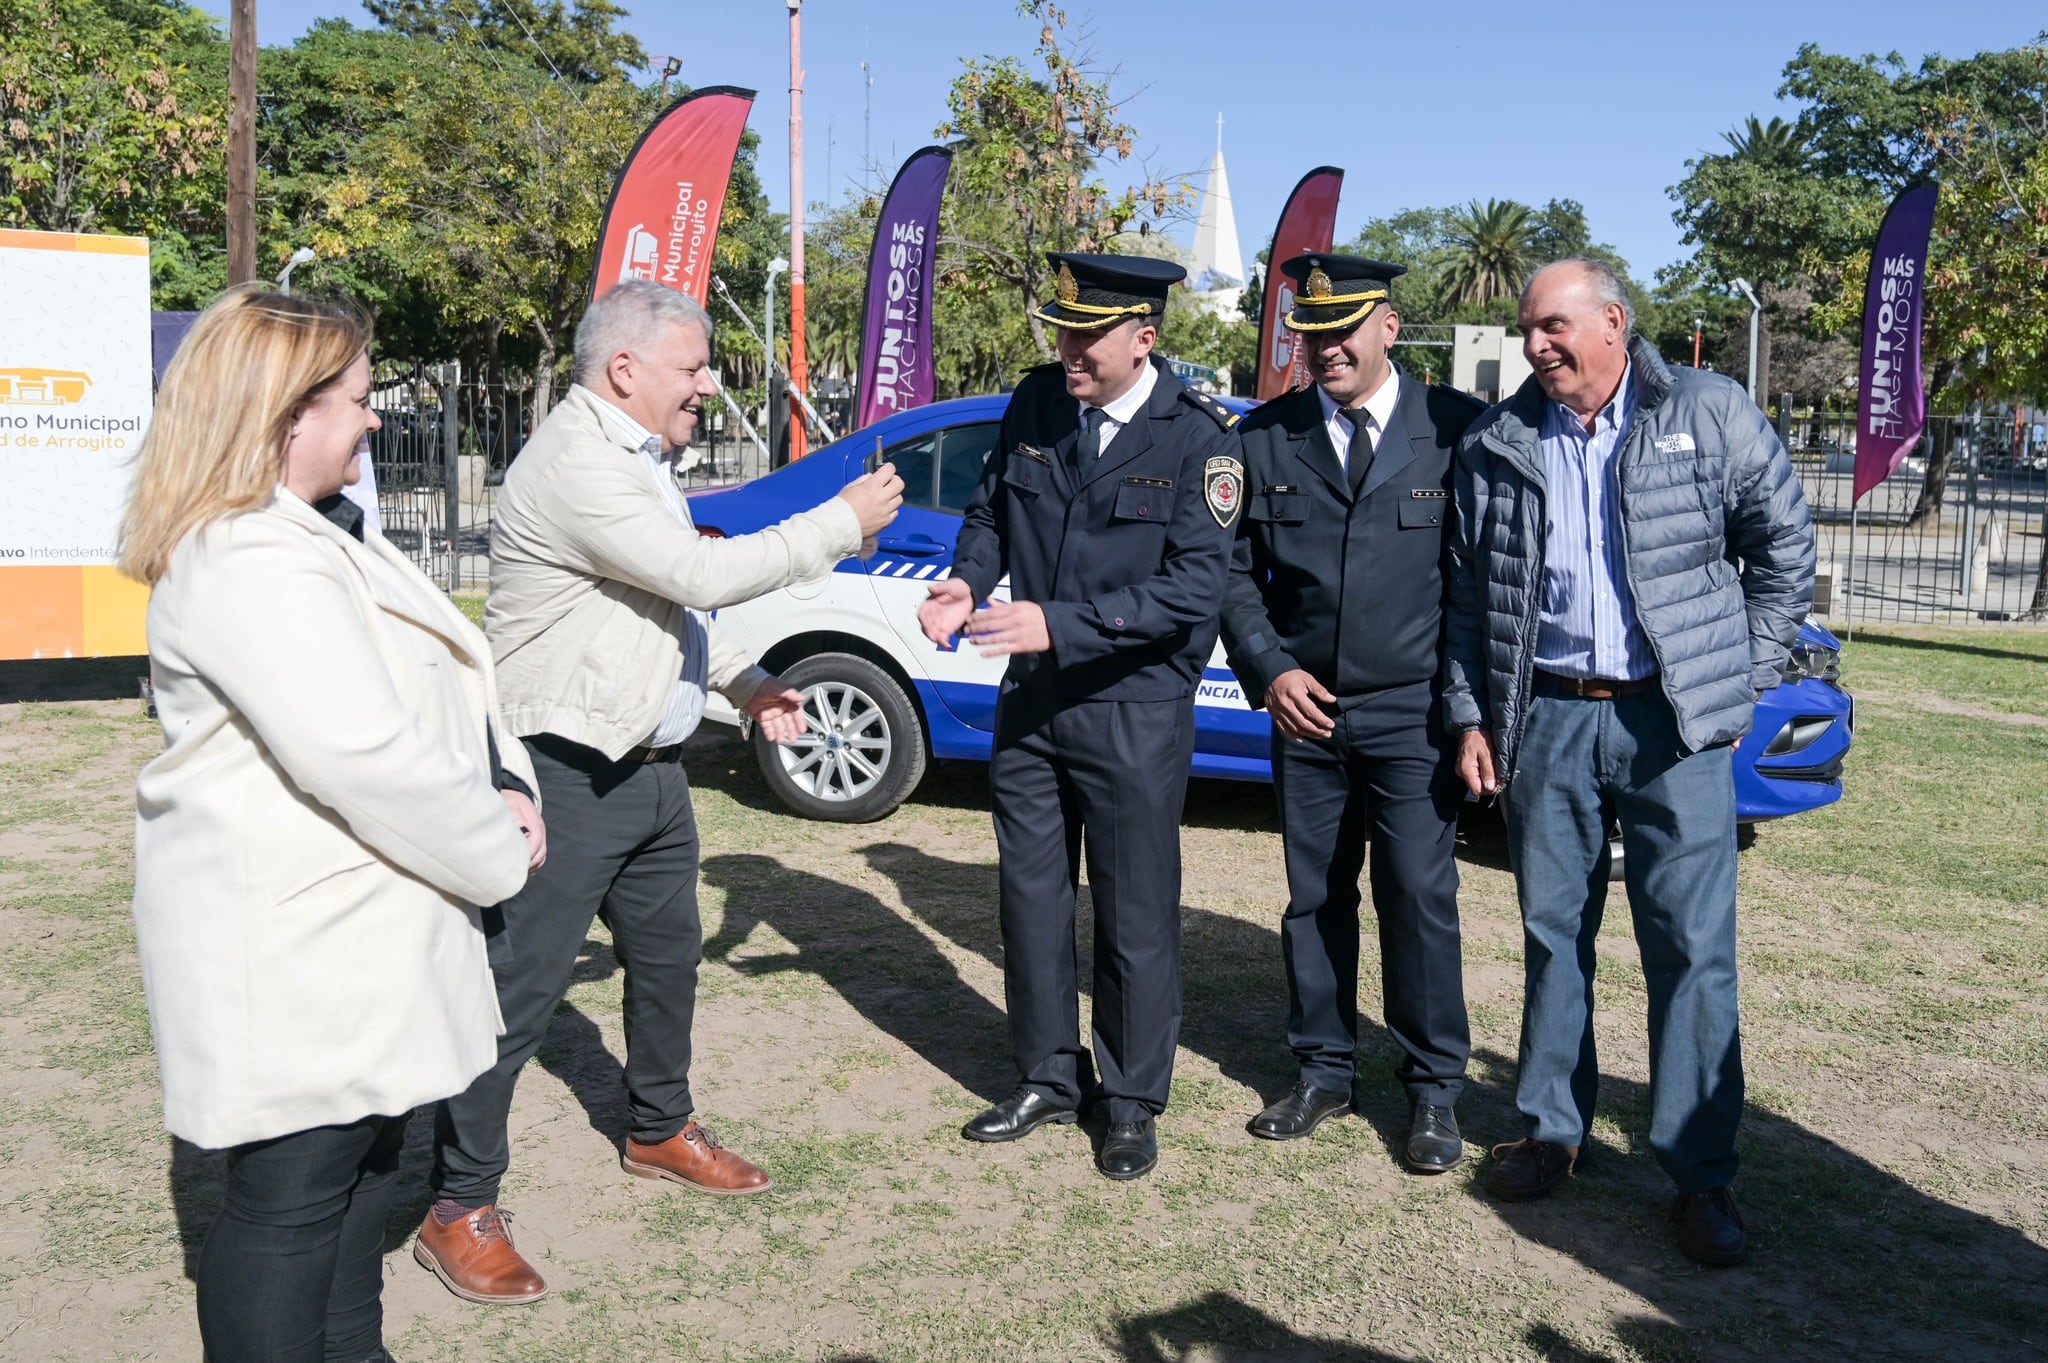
[{"left": 752, "top": 652, "right": 928, "bottom": 823}]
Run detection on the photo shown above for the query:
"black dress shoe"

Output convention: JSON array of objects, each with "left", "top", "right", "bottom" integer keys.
[
  {"left": 1404, "top": 1104, "right": 1464, "bottom": 1173},
  {"left": 1673, "top": 1186, "right": 1748, "bottom": 1266},
  {"left": 1096, "top": 1119, "right": 1158, "bottom": 1180},
  {"left": 1485, "top": 1138, "right": 1580, "bottom": 1201},
  {"left": 1249, "top": 1082, "right": 1352, "bottom": 1141},
  {"left": 961, "top": 1089, "right": 1077, "bottom": 1143}
]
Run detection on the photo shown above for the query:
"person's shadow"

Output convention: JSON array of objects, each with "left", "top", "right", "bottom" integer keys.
[
  {"left": 698, "top": 851, "right": 1016, "bottom": 1104},
  {"left": 853, "top": 838, "right": 1466, "bottom": 1164}
]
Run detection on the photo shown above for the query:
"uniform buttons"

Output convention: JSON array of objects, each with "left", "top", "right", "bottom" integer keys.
[
  {"left": 1113, "top": 616, "right": 1126, "bottom": 627},
  {"left": 1139, "top": 505, "right": 1149, "bottom": 517}
]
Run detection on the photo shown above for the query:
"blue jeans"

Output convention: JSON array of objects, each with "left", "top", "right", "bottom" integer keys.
[{"left": 1503, "top": 690, "right": 1744, "bottom": 1193}]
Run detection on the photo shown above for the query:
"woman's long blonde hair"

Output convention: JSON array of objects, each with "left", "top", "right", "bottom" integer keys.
[{"left": 118, "top": 286, "right": 372, "bottom": 585}]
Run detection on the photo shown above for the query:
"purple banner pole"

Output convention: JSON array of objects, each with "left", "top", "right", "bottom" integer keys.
[
  {"left": 1853, "top": 183, "right": 1939, "bottom": 504},
  {"left": 854, "top": 145, "right": 951, "bottom": 430}
]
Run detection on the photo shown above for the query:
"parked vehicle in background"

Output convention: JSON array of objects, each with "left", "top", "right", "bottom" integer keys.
[{"left": 690, "top": 397, "right": 1852, "bottom": 829}]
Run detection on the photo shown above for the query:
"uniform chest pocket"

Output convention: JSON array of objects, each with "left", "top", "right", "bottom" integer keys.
[
  {"left": 1250, "top": 490, "right": 1310, "bottom": 524},
  {"left": 1111, "top": 477, "right": 1174, "bottom": 523},
  {"left": 1002, "top": 456, "right": 1048, "bottom": 497},
  {"left": 1398, "top": 496, "right": 1445, "bottom": 530}
]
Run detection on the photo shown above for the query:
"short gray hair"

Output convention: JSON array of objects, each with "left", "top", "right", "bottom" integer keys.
[
  {"left": 573, "top": 280, "right": 714, "bottom": 384},
  {"left": 1527, "top": 257, "right": 1634, "bottom": 334}
]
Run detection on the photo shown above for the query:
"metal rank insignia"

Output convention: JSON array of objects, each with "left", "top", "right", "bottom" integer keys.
[
  {"left": 1057, "top": 263, "right": 1079, "bottom": 303},
  {"left": 1304, "top": 267, "right": 1333, "bottom": 300},
  {"left": 1205, "top": 455, "right": 1244, "bottom": 528}
]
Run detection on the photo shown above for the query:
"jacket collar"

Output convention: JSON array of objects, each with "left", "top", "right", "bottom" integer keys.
[
  {"left": 1277, "top": 366, "right": 1428, "bottom": 503},
  {"left": 267, "top": 487, "right": 488, "bottom": 669},
  {"left": 1483, "top": 336, "right": 1675, "bottom": 483},
  {"left": 1275, "top": 386, "right": 1351, "bottom": 501},
  {"left": 1078, "top": 356, "right": 1183, "bottom": 488}
]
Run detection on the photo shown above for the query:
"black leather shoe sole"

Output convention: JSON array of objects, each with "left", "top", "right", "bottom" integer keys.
[{"left": 960, "top": 1104, "right": 1077, "bottom": 1144}]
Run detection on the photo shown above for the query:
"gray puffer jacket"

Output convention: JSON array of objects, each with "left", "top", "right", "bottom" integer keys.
[{"left": 1442, "top": 337, "right": 1814, "bottom": 779}]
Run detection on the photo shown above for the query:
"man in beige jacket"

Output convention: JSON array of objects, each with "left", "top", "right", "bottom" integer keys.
[{"left": 415, "top": 280, "right": 903, "bottom": 1304}]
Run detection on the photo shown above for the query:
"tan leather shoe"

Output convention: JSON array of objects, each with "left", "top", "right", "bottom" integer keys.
[
  {"left": 622, "top": 1119, "right": 771, "bottom": 1195},
  {"left": 412, "top": 1205, "right": 548, "bottom": 1304}
]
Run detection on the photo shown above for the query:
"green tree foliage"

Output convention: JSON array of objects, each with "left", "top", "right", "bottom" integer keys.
[
  {"left": 0, "top": 0, "right": 222, "bottom": 244},
  {"left": 362, "top": 0, "right": 644, "bottom": 83},
  {"left": 935, "top": 1, "right": 1182, "bottom": 361}
]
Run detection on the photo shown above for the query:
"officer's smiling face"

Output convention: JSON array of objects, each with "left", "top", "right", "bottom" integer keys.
[
  {"left": 1304, "top": 303, "right": 1399, "bottom": 408},
  {"left": 1058, "top": 317, "right": 1156, "bottom": 407}
]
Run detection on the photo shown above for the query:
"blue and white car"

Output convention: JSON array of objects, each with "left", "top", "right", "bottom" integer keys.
[{"left": 691, "top": 396, "right": 1852, "bottom": 827}]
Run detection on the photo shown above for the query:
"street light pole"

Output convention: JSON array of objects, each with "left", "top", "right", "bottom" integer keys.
[
  {"left": 786, "top": 0, "right": 809, "bottom": 460},
  {"left": 275, "top": 246, "right": 315, "bottom": 295},
  {"left": 764, "top": 256, "right": 789, "bottom": 375},
  {"left": 1692, "top": 314, "right": 1703, "bottom": 369},
  {"left": 1732, "top": 278, "right": 1761, "bottom": 403}
]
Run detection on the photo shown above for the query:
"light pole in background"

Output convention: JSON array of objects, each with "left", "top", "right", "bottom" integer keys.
[
  {"left": 764, "top": 256, "right": 789, "bottom": 373},
  {"left": 786, "top": 0, "right": 809, "bottom": 460},
  {"left": 1732, "top": 277, "right": 1761, "bottom": 403},
  {"left": 765, "top": 255, "right": 790, "bottom": 467},
  {"left": 275, "top": 247, "right": 315, "bottom": 295},
  {"left": 650, "top": 54, "right": 681, "bottom": 101},
  {"left": 227, "top": 0, "right": 257, "bottom": 283},
  {"left": 1692, "top": 314, "right": 1704, "bottom": 369}
]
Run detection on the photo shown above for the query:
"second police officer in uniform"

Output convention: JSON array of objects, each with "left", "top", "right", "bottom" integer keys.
[
  {"left": 1219, "top": 254, "right": 1483, "bottom": 1172},
  {"left": 918, "top": 252, "right": 1241, "bottom": 1181}
]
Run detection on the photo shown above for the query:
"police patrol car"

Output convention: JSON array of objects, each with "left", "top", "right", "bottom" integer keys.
[{"left": 691, "top": 396, "right": 1852, "bottom": 828}]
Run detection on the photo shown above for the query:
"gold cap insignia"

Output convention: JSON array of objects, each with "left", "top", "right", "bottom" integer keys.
[
  {"left": 1305, "top": 267, "right": 1333, "bottom": 301},
  {"left": 1057, "top": 262, "right": 1078, "bottom": 304}
]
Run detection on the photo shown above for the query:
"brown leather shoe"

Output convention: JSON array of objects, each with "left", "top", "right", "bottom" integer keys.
[
  {"left": 622, "top": 1119, "right": 772, "bottom": 1195},
  {"left": 1485, "top": 1138, "right": 1581, "bottom": 1202},
  {"left": 412, "top": 1205, "right": 547, "bottom": 1304}
]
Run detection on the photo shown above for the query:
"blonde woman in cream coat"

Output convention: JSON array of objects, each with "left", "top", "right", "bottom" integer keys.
[{"left": 121, "top": 287, "right": 543, "bottom": 1363}]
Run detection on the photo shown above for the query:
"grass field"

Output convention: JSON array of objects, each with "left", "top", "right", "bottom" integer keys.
[{"left": 0, "top": 626, "right": 2043, "bottom": 1361}]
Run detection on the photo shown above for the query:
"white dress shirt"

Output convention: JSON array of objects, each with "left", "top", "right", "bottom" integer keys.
[
  {"left": 1074, "top": 359, "right": 1160, "bottom": 457},
  {"left": 571, "top": 384, "right": 711, "bottom": 746},
  {"left": 1316, "top": 365, "right": 1402, "bottom": 473}
]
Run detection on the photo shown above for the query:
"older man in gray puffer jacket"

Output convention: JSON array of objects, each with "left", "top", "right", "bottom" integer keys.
[{"left": 1443, "top": 259, "right": 1813, "bottom": 1267}]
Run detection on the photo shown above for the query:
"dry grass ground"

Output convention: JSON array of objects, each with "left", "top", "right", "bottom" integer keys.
[{"left": 1, "top": 626, "right": 2044, "bottom": 1362}]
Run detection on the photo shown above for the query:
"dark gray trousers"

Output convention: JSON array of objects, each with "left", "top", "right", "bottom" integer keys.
[{"left": 430, "top": 735, "right": 702, "bottom": 1206}]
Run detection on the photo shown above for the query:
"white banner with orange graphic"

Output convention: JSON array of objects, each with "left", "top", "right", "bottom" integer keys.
[{"left": 0, "top": 229, "right": 152, "bottom": 659}]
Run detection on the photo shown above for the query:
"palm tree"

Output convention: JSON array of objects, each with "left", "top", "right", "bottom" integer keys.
[
  {"left": 1439, "top": 199, "right": 1535, "bottom": 308},
  {"left": 1721, "top": 115, "right": 1809, "bottom": 169}
]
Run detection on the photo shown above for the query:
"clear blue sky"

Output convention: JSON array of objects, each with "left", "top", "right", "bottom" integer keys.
[{"left": 251, "top": 0, "right": 2033, "bottom": 281}]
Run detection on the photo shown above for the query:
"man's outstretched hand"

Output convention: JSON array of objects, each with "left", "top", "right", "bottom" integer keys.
[{"left": 919, "top": 577, "right": 975, "bottom": 646}]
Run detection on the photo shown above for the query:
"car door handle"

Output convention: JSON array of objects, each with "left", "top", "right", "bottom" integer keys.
[{"left": 876, "top": 534, "right": 947, "bottom": 557}]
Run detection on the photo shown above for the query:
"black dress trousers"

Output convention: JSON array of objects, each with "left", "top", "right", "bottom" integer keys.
[
  {"left": 991, "top": 691, "right": 1196, "bottom": 1124},
  {"left": 1270, "top": 680, "right": 1469, "bottom": 1105}
]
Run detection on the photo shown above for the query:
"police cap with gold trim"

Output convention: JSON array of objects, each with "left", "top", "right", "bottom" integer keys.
[
  {"left": 1280, "top": 252, "right": 1407, "bottom": 332},
  {"left": 1033, "top": 252, "right": 1185, "bottom": 331}
]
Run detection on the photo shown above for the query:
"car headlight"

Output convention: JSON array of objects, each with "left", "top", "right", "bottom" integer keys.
[{"left": 1785, "top": 638, "right": 1841, "bottom": 682}]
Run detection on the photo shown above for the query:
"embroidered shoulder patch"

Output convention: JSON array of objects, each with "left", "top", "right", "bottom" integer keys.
[{"left": 1205, "top": 455, "right": 1244, "bottom": 528}]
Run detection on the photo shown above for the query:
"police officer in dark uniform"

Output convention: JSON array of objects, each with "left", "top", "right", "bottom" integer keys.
[
  {"left": 918, "top": 252, "right": 1241, "bottom": 1181},
  {"left": 1218, "top": 253, "right": 1483, "bottom": 1172}
]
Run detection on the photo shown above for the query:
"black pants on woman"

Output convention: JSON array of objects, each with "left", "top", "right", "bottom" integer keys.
[{"left": 196, "top": 1112, "right": 409, "bottom": 1363}]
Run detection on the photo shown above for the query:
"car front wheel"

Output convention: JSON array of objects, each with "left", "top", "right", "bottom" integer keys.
[{"left": 752, "top": 652, "right": 928, "bottom": 823}]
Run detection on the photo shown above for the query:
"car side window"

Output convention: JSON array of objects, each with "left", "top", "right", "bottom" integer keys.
[
  {"left": 885, "top": 432, "right": 939, "bottom": 510},
  {"left": 937, "top": 422, "right": 1001, "bottom": 513}
]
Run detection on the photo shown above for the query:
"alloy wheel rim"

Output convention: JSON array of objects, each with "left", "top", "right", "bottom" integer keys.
[{"left": 775, "top": 681, "right": 893, "bottom": 801}]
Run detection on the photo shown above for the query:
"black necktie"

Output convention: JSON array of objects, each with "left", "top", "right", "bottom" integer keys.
[
  {"left": 1072, "top": 406, "right": 1107, "bottom": 477},
  {"left": 1337, "top": 407, "right": 1374, "bottom": 492}
]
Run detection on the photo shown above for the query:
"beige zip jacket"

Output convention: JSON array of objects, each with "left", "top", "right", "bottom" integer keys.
[{"left": 486, "top": 385, "right": 862, "bottom": 757}]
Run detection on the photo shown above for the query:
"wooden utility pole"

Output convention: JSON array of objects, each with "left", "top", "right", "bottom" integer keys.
[
  {"left": 227, "top": 0, "right": 258, "bottom": 285},
  {"left": 787, "top": 0, "right": 809, "bottom": 458}
]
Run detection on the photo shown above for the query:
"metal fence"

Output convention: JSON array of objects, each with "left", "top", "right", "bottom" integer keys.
[
  {"left": 1790, "top": 410, "right": 2048, "bottom": 627},
  {"left": 366, "top": 363, "right": 769, "bottom": 592}
]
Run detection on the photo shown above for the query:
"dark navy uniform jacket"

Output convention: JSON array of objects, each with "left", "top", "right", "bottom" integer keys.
[
  {"left": 1220, "top": 369, "right": 1484, "bottom": 704},
  {"left": 952, "top": 357, "right": 1239, "bottom": 703}
]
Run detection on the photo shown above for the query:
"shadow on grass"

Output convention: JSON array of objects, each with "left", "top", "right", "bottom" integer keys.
[{"left": 1850, "top": 631, "right": 2048, "bottom": 666}]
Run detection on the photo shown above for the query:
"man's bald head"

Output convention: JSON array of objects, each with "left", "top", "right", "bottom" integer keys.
[{"left": 1518, "top": 259, "right": 1634, "bottom": 421}]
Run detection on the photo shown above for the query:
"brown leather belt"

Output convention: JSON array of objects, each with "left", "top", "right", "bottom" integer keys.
[
  {"left": 622, "top": 743, "right": 684, "bottom": 764},
  {"left": 1533, "top": 669, "right": 1660, "bottom": 700}
]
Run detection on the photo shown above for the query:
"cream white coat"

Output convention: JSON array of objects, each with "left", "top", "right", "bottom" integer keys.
[{"left": 134, "top": 489, "right": 534, "bottom": 1149}]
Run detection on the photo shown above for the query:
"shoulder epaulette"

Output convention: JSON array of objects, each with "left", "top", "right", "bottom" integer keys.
[
  {"left": 1430, "top": 383, "right": 1488, "bottom": 415},
  {"left": 1180, "top": 387, "right": 1241, "bottom": 430}
]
